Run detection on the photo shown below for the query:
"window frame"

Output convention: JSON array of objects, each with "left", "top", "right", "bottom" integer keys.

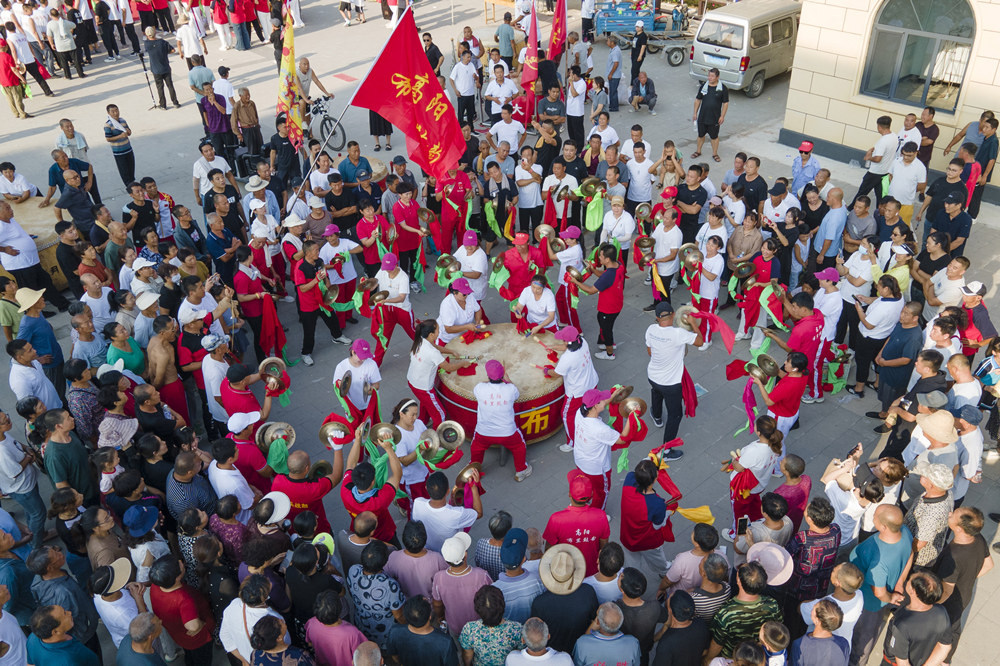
[{"left": 859, "top": 0, "right": 975, "bottom": 111}]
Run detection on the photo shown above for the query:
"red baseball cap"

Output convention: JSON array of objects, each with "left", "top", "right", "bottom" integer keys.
[{"left": 567, "top": 470, "right": 593, "bottom": 502}]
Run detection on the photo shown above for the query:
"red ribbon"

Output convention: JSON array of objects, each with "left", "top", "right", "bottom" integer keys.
[
  {"left": 681, "top": 367, "right": 698, "bottom": 418},
  {"left": 687, "top": 311, "right": 736, "bottom": 354},
  {"left": 456, "top": 363, "right": 478, "bottom": 376}
]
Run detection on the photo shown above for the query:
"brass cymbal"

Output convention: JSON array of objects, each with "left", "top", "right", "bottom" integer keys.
[
  {"left": 436, "top": 420, "right": 466, "bottom": 450},
  {"left": 322, "top": 284, "right": 340, "bottom": 307},
  {"left": 491, "top": 254, "right": 505, "bottom": 273},
  {"left": 308, "top": 460, "right": 333, "bottom": 481},
  {"left": 356, "top": 277, "right": 379, "bottom": 293},
  {"left": 674, "top": 304, "right": 697, "bottom": 332},
  {"left": 634, "top": 202, "right": 652, "bottom": 221},
  {"left": 565, "top": 266, "right": 584, "bottom": 282},
  {"left": 338, "top": 370, "right": 352, "bottom": 397},
  {"left": 455, "top": 462, "right": 482, "bottom": 486},
  {"left": 619, "top": 397, "right": 647, "bottom": 418},
  {"left": 746, "top": 363, "right": 768, "bottom": 383},
  {"left": 534, "top": 224, "right": 556, "bottom": 242},
  {"left": 418, "top": 428, "right": 441, "bottom": 459},
  {"left": 757, "top": 353, "right": 780, "bottom": 378},
  {"left": 318, "top": 420, "right": 352, "bottom": 446},
  {"left": 634, "top": 236, "right": 655, "bottom": 250},
  {"left": 417, "top": 208, "right": 437, "bottom": 224},
  {"left": 371, "top": 422, "right": 402, "bottom": 446},
  {"left": 610, "top": 385, "right": 634, "bottom": 404},
  {"left": 367, "top": 290, "right": 390, "bottom": 307},
  {"left": 436, "top": 253, "right": 456, "bottom": 269},
  {"left": 734, "top": 261, "right": 756, "bottom": 279},
  {"left": 684, "top": 248, "right": 704, "bottom": 267},
  {"left": 579, "top": 176, "right": 601, "bottom": 197}
]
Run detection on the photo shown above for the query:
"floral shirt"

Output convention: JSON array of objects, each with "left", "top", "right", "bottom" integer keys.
[
  {"left": 209, "top": 514, "right": 249, "bottom": 570},
  {"left": 785, "top": 523, "right": 842, "bottom": 602},
  {"left": 250, "top": 646, "right": 317, "bottom": 666},
  {"left": 139, "top": 246, "right": 163, "bottom": 266},
  {"left": 459, "top": 619, "right": 524, "bottom": 666},
  {"left": 66, "top": 384, "right": 104, "bottom": 442},
  {"left": 347, "top": 566, "right": 404, "bottom": 649},
  {"left": 178, "top": 532, "right": 202, "bottom": 587}
]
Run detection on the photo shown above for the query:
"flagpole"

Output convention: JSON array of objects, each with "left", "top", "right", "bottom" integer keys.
[{"left": 292, "top": 104, "right": 353, "bottom": 205}]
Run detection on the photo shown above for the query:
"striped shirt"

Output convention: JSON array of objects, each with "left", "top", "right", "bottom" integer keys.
[
  {"left": 103, "top": 118, "right": 132, "bottom": 155},
  {"left": 690, "top": 582, "right": 732, "bottom": 621}
]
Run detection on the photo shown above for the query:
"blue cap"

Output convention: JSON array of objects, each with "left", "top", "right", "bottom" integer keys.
[
  {"left": 500, "top": 528, "right": 528, "bottom": 566},
  {"left": 953, "top": 404, "right": 984, "bottom": 426}
]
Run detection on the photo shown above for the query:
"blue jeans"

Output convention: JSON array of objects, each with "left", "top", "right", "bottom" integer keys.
[
  {"left": 10, "top": 486, "right": 46, "bottom": 549},
  {"left": 608, "top": 77, "right": 620, "bottom": 112},
  {"left": 234, "top": 22, "right": 251, "bottom": 51}
]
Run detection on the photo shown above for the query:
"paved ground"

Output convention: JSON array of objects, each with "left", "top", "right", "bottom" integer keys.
[{"left": 4, "top": 0, "right": 1000, "bottom": 663}]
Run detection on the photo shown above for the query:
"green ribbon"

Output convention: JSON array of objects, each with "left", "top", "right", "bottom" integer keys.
[
  {"left": 616, "top": 448, "right": 630, "bottom": 473},
  {"left": 585, "top": 192, "right": 605, "bottom": 232},
  {"left": 484, "top": 201, "right": 502, "bottom": 239},
  {"left": 373, "top": 304, "right": 389, "bottom": 348},
  {"left": 734, "top": 406, "right": 759, "bottom": 437},
  {"left": 362, "top": 437, "right": 408, "bottom": 500},
  {"left": 490, "top": 265, "right": 511, "bottom": 293},
  {"left": 759, "top": 284, "right": 789, "bottom": 331},
  {"left": 727, "top": 274, "right": 739, "bottom": 301},
  {"left": 824, "top": 360, "right": 848, "bottom": 394},
  {"left": 414, "top": 242, "right": 427, "bottom": 291},
  {"left": 281, "top": 346, "right": 300, "bottom": 367},
  {"left": 413, "top": 444, "right": 449, "bottom": 473}
]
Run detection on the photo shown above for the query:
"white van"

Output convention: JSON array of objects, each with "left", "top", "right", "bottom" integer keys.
[{"left": 689, "top": 0, "right": 801, "bottom": 98}]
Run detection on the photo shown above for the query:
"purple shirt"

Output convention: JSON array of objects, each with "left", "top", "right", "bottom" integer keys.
[
  {"left": 200, "top": 94, "right": 232, "bottom": 134},
  {"left": 305, "top": 618, "right": 367, "bottom": 666},
  {"left": 383, "top": 548, "right": 448, "bottom": 600},
  {"left": 431, "top": 566, "right": 493, "bottom": 636}
]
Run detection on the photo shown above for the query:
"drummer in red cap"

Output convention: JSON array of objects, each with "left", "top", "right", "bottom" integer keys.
[
  {"left": 373, "top": 252, "right": 417, "bottom": 365},
  {"left": 574, "top": 388, "right": 629, "bottom": 511},
  {"left": 502, "top": 232, "right": 546, "bottom": 312},
  {"left": 471, "top": 360, "right": 533, "bottom": 482},
  {"left": 553, "top": 326, "right": 599, "bottom": 454},
  {"left": 436, "top": 277, "right": 485, "bottom": 346}
]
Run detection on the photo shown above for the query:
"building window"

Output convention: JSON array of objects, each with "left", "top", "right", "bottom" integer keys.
[{"left": 860, "top": 0, "right": 974, "bottom": 111}]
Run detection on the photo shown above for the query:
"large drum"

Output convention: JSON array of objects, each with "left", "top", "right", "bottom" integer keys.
[
  {"left": 0, "top": 200, "right": 68, "bottom": 289},
  {"left": 435, "top": 323, "right": 564, "bottom": 444}
]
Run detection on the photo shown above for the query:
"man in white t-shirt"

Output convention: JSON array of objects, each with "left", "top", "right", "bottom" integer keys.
[
  {"left": 514, "top": 146, "right": 544, "bottom": 234},
  {"left": 200, "top": 333, "right": 232, "bottom": 433},
  {"left": 192, "top": 142, "right": 238, "bottom": 206},
  {"left": 565, "top": 66, "right": 587, "bottom": 146},
  {"left": 207, "top": 434, "right": 257, "bottom": 524},
  {"left": 437, "top": 278, "right": 483, "bottom": 344},
  {"left": 553, "top": 326, "right": 599, "bottom": 453},
  {"left": 573, "top": 388, "right": 627, "bottom": 511},
  {"left": 694, "top": 235, "right": 725, "bottom": 350},
  {"left": 600, "top": 196, "right": 635, "bottom": 265},
  {"left": 809, "top": 268, "right": 844, "bottom": 401},
  {"left": 333, "top": 339, "right": 382, "bottom": 428},
  {"left": 506, "top": 618, "right": 574, "bottom": 666},
  {"left": 896, "top": 112, "right": 922, "bottom": 154},
  {"left": 619, "top": 126, "right": 652, "bottom": 164},
  {"left": 488, "top": 105, "right": 526, "bottom": 151},
  {"left": 456, "top": 231, "right": 490, "bottom": 301},
  {"left": 471, "top": 360, "right": 532, "bottom": 481},
  {"left": 887, "top": 142, "right": 927, "bottom": 224},
  {"left": 646, "top": 207, "right": 682, "bottom": 310},
  {"left": 625, "top": 143, "right": 655, "bottom": 209},
  {"left": 644, "top": 302, "right": 702, "bottom": 460},
  {"left": 541, "top": 159, "right": 578, "bottom": 225},
  {"left": 483, "top": 66, "right": 519, "bottom": 124},
  {"left": 820, "top": 452, "right": 875, "bottom": 549},
  {"left": 761, "top": 181, "right": 799, "bottom": 229},
  {"left": 449, "top": 49, "right": 480, "bottom": 128},
  {"left": 919, "top": 258, "right": 966, "bottom": 320},
  {"left": 412, "top": 470, "right": 482, "bottom": 551},
  {"left": 853, "top": 115, "right": 898, "bottom": 208}
]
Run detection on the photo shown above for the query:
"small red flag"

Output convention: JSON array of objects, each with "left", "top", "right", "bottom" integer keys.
[
  {"left": 548, "top": 0, "right": 568, "bottom": 62},
  {"left": 350, "top": 7, "right": 465, "bottom": 180},
  {"left": 522, "top": 5, "right": 539, "bottom": 88}
]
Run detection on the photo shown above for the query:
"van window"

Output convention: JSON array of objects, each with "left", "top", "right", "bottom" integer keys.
[
  {"left": 750, "top": 25, "right": 770, "bottom": 49},
  {"left": 697, "top": 19, "right": 745, "bottom": 50},
  {"left": 772, "top": 17, "right": 793, "bottom": 41}
]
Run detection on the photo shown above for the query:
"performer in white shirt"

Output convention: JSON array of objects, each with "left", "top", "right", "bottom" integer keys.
[
  {"left": 333, "top": 339, "right": 383, "bottom": 429},
  {"left": 515, "top": 276, "right": 558, "bottom": 334},
  {"left": 692, "top": 234, "right": 725, "bottom": 350},
  {"left": 548, "top": 226, "right": 585, "bottom": 331},
  {"left": 553, "top": 326, "right": 599, "bottom": 453},
  {"left": 456, "top": 230, "right": 490, "bottom": 307},
  {"left": 807, "top": 268, "right": 845, "bottom": 402},
  {"left": 573, "top": 388, "right": 628, "bottom": 511},
  {"left": 601, "top": 196, "right": 636, "bottom": 268},
  {"left": 437, "top": 278, "right": 484, "bottom": 345},
  {"left": 406, "top": 320, "right": 471, "bottom": 427},
  {"left": 373, "top": 252, "right": 416, "bottom": 366},
  {"left": 472, "top": 360, "right": 532, "bottom": 481}
]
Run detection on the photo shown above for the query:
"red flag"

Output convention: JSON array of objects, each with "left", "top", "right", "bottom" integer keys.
[
  {"left": 350, "top": 7, "right": 465, "bottom": 180},
  {"left": 548, "top": 0, "right": 568, "bottom": 62},
  {"left": 510, "top": 94, "right": 529, "bottom": 126},
  {"left": 522, "top": 5, "right": 539, "bottom": 88}
]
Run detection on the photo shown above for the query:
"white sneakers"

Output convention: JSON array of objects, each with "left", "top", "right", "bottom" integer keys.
[
  {"left": 559, "top": 443, "right": 573, "bottom": 453},
  {"left": 594, "top": 351, "right": 615, "bottom": 360},
  {"left": 332, "top": 335, "right": 352, "bottom": 345},
  {"left": 281, "top": 295, "right": 295, "bottom": 303},
  {"left": 301, "top": 354, "right": 314, "bottom": 366},
  {"left": 515, "top": 464, "right": 533, "bottom": 482},
  {"left": 698, "top": 341, "right": 712, "bottom": 352}
]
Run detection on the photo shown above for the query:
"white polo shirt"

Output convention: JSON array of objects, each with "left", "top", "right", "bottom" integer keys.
[
  {"left": 473, "top": 382, "right": 519, "bottom": 437},
  {"left": 554, "top": 341, "right": 599, "bottom": 399},
  {"left": 645, "top": 324, "right": 697, "bottom": 385},
  {"left": 573, "top": 416, "right": 619, "bottom": 475},
  {"left": 333, "top": 357, "right": 381, "bottom": 408}
]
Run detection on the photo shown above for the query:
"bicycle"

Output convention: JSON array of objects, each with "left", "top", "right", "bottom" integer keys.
[{"left": 309, "top": 96, "right": 347, "bottom": 152}]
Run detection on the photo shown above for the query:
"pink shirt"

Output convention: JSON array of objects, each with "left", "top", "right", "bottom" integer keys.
[
  {"left": 431, "top": 566, "right": 493, "bottom": 636},
  {"left": 665, "top": 550, "right": 706, "bottom": 592},
  {"left": 384, "top": 548, "right": 449, "bottom": 599},
  {"left": 774, "top": 475, "right": 813, "bottom": 532},
  {"left": 305, "top": 618, "right": 367, "bottom": 666}
]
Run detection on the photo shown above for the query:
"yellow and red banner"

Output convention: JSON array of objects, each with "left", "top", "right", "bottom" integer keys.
[
  {"left": 350, "top": 7, "right": 466, "bottom": 180},
  {"left": 276, "top": 14, "right": 304, "bottom": 151}
]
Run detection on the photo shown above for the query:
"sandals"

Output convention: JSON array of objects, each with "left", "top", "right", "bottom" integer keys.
[
  {"left": 386, "top": 143, "right": 392, "bottom": 150},
  {"left": 713, "top": 154, "right": 721, "bottom": 162},
  {"left": 691, "top": 152, "right": 701, "bottom": 158},
  {"left": 374, "top": 145, "right": 381, "bottom": 152},
  {"left": 846, "top": 387, "right": 864, "bottom": 398}
]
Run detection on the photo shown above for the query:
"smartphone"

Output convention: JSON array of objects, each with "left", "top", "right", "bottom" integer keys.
[
  {"left": 900, "top": 398, "right": 912, "bottom": 410},
  {"left": 846, "top": 443, "right": 861, "bottom": 459},
  {"left": 736, "top": 516, "right": 750, "bottom": 536}
]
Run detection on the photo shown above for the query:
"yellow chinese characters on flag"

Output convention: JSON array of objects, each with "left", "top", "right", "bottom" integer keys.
[
  {"left": 276, "top": 15, "right": 304, "bottom": 151},
  {"left": 350, "top": 7, "right": 465, "bottom": 180}
]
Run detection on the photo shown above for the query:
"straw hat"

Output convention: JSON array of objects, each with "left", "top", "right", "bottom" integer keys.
[
  {"left": 538, "top": 543, "right": 586, "bottom": 595},
  {"left": 915, "top": 411, "right": 958, "bottom": 444},
  {"left": 15, "top": 287, "right": 44, "bottom": 313}
]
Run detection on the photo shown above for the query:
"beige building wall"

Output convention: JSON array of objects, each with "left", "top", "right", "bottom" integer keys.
[{"left": 782, "top": 0, "right": 1000, "bottom": 173}]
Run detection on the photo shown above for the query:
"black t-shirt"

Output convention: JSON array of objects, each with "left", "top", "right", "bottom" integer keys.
[
  {"left": 738, "top": 173, "right": 768, "bottom": 216},
  {"left": 883, "top": 604, "right": 952, "bottom": 665},
  {"left": 140, "top": 458, "right": 174, "bottom": 494},
  {"left": 915, "top": 249, "right": 951, "bottom": 277},
  {"left": 460, "top": 138, "right": 479, "bottom": 172},
  {"left": 538, "top": 60, "right": 560, "bottom": 93},
  {"left": 676, "top": 183, "right": 708, "bottom": 233},
  {"left": 536, "top": 135, "right": 562, "bottom": 176},
  {"left": 136, "top": 405, "right": 178, "bottom": 442},
  {"left": 90, "top": 223, "right": 110, "bottom": 249},
  {"left": 384, "top": 624, "right": 457, "bottom": 666},
  {"left": 268, "top": 133, "right": 301, "bottom": 177},
  {"left": 616, "top": 600, "right": 668, "bottom": 666},
  {"left": 652, "top": 620, "right": 711, "bottom": 666},
  {"left": 125, "top": 200, "right": 160, "bottom": 244},
  {"left": 424, "top": 44, "right": 444, "bottom": 74},
  {"left": 56, "top": 242, "right": 84, "bottom": 297},
  {"left": 203, "top": 185, "right": 244, "bottom": 239},
  {"left": 925, "top": 177, "right": 967, "bottom": 225},
  {"left": 632, "top": 32, "right": 648, "bottom": 64},
  {"left": 564, "top": 157, "right": 588, "bottom": 183},
  {"left": 158, "top": 286, "right": 183, "bottom": 318},
  {"left": 935, "top": 535, "right": 989, "bottom": 622},
  {"left": 696, "top": 83, "right": 730, "bottom": 124},
  {"left": 325, "top": 190, "right": 360, "bottom": 230},
  {"left": 802, "top": 201, "right": 829, "bottom": 231},
  {"left": 285, "top": 566, "right": 344, "bottom": 625},
  {"left": 530, "top": 587, "right": 599, "bottom": 653},
  {"left": 355, "top": 183, "right": 383, "bottom": 213}
]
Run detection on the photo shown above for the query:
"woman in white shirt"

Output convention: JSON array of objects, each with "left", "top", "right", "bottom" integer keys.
[
  {"left": 515, "top": 276, "right": 557, "bottom": 334},
  {"left": 600, "top": 197, "right": 636, "bottom": 267},
  {"left": 91, "top": 559, "right": 146, "bottom": 648},
  {"left": 585, "top": 112, "right": 620, "bottom": 151},
  {"left": 123, "top": 506, "right": 171, "bottom": 584},
  {"left": 389, "top": 398, "right": 431, "bottom": 518},
  {"left": 436, "top": 278, "right": 484, "bottom": 346},
  {"left": 547, "top": 226, "right": 585, "bottom": 331},
  {"left": 406, "top": 319, "right": 470, "bottom": 427},
  {"left": 849, "top": 275, "right": 905, "bottom": 398},
  {"left": 725, "top": 415, "right": 783, "bottom": 541}
]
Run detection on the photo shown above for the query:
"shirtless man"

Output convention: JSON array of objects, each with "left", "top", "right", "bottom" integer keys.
[
  {"left": 296, "top": 57, "right": 331, "bottom": 122},
  {"left": 147, "top": 316, "right": 190, "bottom": 424}
]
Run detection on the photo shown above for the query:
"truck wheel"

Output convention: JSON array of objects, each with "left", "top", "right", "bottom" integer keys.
[
  {"left": 745, "top": 71, "right": 765, "bottom": 98},
  {"left": 667, "top": 48, "right": 684, "bottom": 66}
]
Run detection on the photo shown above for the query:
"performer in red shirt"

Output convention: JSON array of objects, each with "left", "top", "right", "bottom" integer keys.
[
  {"left": 391, "top": 183, "right": 429, "bottom": 290},
  {"left": 434, "top": 167, "right": 472, "bottom": 254},
  {"left": 225, "top": 411, "right": 272, "bottom": 494},
  {"left": 751, "top": 352, "right": 809, "bottom": 461},
  {"left": 763, "top": 292, "right": 824, "bottom": 396},
  {"left": 339, "top": 425, "right": 403, "bottom": 547},
  {"left": 220, "top": 364, "right": 273, "bottom": 436},
  {"left": 270, "top": 448, "right": 344, "bottom": 534},
  {"left": 571, "top": 243, "right": 625, "bottom": 360},
  {"left": 501, "top": 232, "right": 546, "bottom": 308},
  {"left": 619, "top": 459, "right": 675, "bottom": 576},
  {"left": 542, "top": 470, "right": 612, "bottom": 577}
]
